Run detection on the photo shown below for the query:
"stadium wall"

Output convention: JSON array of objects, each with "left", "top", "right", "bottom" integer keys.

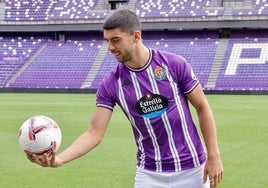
[{"left": 1, "top": 19, "right": 268, "bottom": 32}]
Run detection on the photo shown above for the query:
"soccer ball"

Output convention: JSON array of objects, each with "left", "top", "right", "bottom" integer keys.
[{"left": 18, "top": 115, "right": 62, "bottom": 156}]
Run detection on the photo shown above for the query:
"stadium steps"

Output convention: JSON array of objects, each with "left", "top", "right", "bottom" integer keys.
[
  {"left": 223, "top": 8, "right": 232, "bottom": 16},
  {"left": 94, "top": 0, "right": 107, "bottom": 10},
  {"left": 93, "top": 0, "right": 137, "bottom": 11},
  {"left": 222, "top": 1, "right": 233, "bottom": 16},
  {"left": 205, "top": 39, "right": 229, "bottom": 89},
  {"left": 6, "top": 42, "right": 49, "bottom": 87},
  {"left": 0, "top": 2, "right": 5, "bottom": 21},
  {"left": 243, "top": 0, "right": 253, "bottom": 6},
  {"left": 81, "top": 41, "right": 108, "bottom": 89},
  {"left": 109, "top": 0, "right": 136, "bottom": 9},
  {"left": 124, "top": 0, "right": 137, "bottom": 9},
  {"left": 209, "top": 0, "right": 222, "bottom": 6}
]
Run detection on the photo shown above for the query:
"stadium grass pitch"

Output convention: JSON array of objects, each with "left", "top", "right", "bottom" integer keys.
[{"left": 0, "top": 93, "right": 267, "bottom": 188}]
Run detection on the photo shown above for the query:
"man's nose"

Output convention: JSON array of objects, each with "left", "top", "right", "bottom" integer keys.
[{"left": 107, "top": 42, "right": 115, "bottom": 51}]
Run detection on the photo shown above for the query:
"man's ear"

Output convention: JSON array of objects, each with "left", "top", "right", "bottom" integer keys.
[{"left": 133, "top": 30, "right": 141, "bottom": 43}]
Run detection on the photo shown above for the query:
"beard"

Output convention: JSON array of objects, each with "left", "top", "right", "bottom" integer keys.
[{"left": 113, "top": 49, "right": 133, "bottom": 63}]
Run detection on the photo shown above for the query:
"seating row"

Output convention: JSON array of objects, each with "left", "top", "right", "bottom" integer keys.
[
  {"left": 0, "top": 33, "right": 267, "bottom": 90},
  {"left": 2, "top": 0, "right": 268, "bottom": 21}
]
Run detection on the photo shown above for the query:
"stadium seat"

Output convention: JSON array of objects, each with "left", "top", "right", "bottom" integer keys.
[{"left": 9, "top": 37, "right": 102, "bottom": 88}]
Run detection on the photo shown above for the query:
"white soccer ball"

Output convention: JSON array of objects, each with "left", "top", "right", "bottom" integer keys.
[{"left": 18, "top": 115, "right": 62, "bottom": 156}]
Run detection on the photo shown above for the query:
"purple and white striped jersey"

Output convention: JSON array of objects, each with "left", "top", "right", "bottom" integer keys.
[{"left": 96, "top": 49, "right": 207, "bottom": 173}]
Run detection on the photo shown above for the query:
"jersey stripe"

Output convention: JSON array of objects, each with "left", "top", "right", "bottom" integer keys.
[
  {"left": 163, "top": 64, "right": 201, "bottom": 167},
  {"left": 117, "top": 77, "right": 146, "bottom": 169},
  {"left": 147, "top": 65, "right": 182, "bottom": 172},
  {"left": 130, "top": 71, "right": 162, "bottom": 172}
]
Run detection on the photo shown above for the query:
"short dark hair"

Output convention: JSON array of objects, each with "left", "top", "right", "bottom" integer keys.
[{"left": 103, "top": 9, "right": 141, "bottom": 34}]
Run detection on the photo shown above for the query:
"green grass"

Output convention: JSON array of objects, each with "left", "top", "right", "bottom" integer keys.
[{"left": 0, "top": 93, "right": 267, "bottom": 188}]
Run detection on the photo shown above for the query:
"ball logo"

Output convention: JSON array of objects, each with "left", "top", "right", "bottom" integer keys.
[
  {"left": 136, "top": 93, "right": 168, "bottom": 119},
  {"left": 28, "top": 117, "right": 50, "bottom": 141}
]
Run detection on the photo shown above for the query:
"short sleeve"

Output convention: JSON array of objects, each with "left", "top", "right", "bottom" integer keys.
[
  {"left": 96, "top": 74, "right": 116, "bottom": 111},
  {"left": 176, "top": 56, "right": 199, "bottom": 94}
]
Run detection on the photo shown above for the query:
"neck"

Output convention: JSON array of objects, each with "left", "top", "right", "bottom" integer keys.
[{"left": 125, "top": 44, "right": 150, "bottom": 69}]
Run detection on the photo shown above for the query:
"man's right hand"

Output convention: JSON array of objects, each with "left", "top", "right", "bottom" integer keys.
[{"left": 27, "top": 152, "right": 63, "bottom": 168}]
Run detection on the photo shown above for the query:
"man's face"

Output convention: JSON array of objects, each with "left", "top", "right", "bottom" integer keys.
[{"left": 103, "top": 28, "right": 135, "bottom": 63}]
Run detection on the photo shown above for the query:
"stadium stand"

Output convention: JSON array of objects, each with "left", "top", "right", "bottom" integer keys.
[
  {"left": 135, "top": 0, "right": 225, "bottom": 18},
  {"left": 0, "top": 0, "right": 268, "bottom": 93},
  {"left": 3, "top": 0, "right": 268, "bottom": 21},
  {"left": 2, "top": 29, "right": 267, "bottom": 91},
  {"left": 0, "top": 35, "right": 48, "bottom": 87},
  {"left": 2, "top": 0, "right": 107, "bottom": 21},
  {"left": 8, "top": 33, "right": 103, "bottom": 88},
  {"left": 90, "top": 30, "right": 220, "bottom": 89},
  {"left": 232, "top": 0, "right": 268, "bottom": 16},
  {"left": 215, "top": 30, "right": 268, "bottom": 91}
]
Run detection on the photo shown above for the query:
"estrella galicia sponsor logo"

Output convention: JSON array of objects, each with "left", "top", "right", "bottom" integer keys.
[
  {"left": 136, "top": 93, "right": 168, "bottom": 119},
  {"left": 154, "top": 66, "right": 166, "bottom": 80}
]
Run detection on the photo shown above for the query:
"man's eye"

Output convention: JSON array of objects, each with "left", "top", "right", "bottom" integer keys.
[{"left": 112, "top": 38, "right": 119, "bottom": 42}]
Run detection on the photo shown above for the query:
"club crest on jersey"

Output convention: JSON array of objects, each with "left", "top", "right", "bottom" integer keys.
[
  {"left": 136, "top": 93, "right": 168, "bottom": 119},
  {"left": 154, "top": 66, "right": 166, "bottom": 80}
]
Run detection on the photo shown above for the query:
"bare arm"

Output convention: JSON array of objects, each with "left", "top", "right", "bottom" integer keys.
[
  {"left": 29, "top": 107, "right": 112, "bottom": 167},
  {"left": 187, "top": 84, "right": 223, "bottom": 188}
]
